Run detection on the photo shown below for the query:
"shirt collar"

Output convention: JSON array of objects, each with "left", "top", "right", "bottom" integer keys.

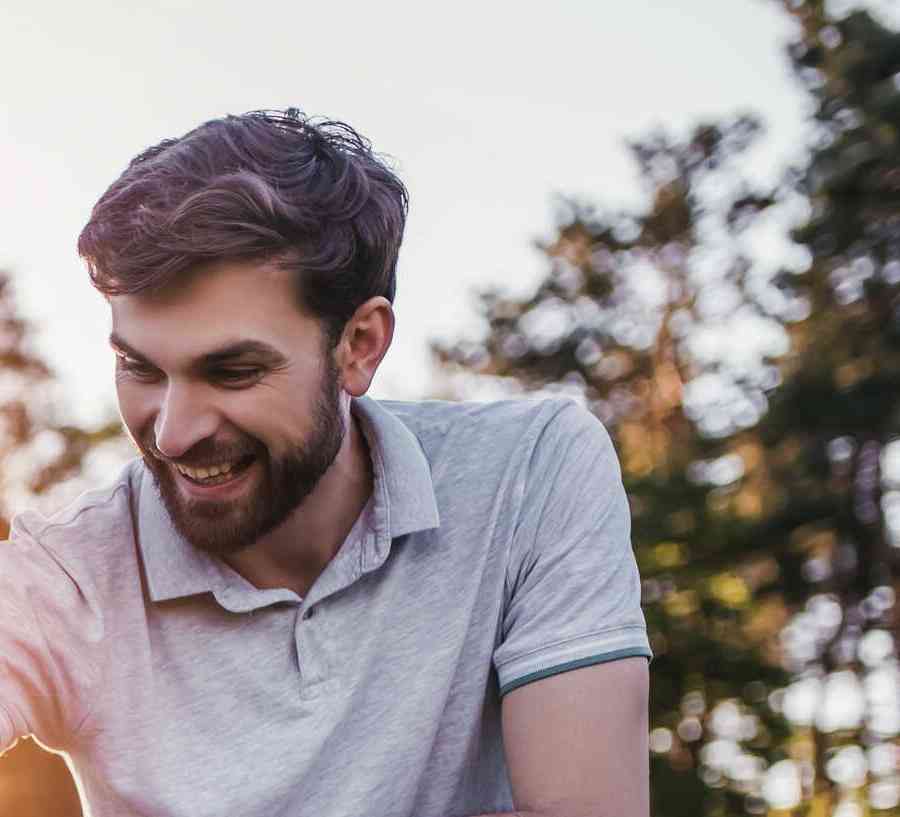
[{"left": 137, "top": 395, "right": 440, "bottom": 603}]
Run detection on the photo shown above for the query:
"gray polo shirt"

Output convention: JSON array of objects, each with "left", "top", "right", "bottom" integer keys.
[{"left": 0, "top": 396, "right": 651, "bottom": 817}]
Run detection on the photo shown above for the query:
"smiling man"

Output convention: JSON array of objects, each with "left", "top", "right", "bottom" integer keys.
[{"left": 0, "top": 110, "right": 651, "bottom": 817}]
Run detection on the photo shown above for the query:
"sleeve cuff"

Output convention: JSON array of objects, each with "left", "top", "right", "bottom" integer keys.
[
  {"left": 499, "top": 646, "right": 652, "bottom": 696},
  {"left": 496, "top": 626, "right": 653, "bottom": 697}
]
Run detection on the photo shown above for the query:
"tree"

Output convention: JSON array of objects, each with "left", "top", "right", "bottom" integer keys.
[
  {"left": 0, "top": 271, "right": 125, "bottom": 817},
  {"left": 433, "top": 114, "right": 797, "bottom": 816},
  {"left": 432, "top": 3, "right": 900, "bottom": 813},
  {"left": 754, "top": 3, "right": 900, "bottom": 812}
]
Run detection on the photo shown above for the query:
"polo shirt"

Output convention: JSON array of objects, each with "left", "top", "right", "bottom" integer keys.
[{"left": 0, "top": 395, "right": 651, "bottom": 817}]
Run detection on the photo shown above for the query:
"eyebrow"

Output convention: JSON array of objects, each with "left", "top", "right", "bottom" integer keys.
[{"left": 108, "top": 333, "right": 288, "bottom": 370}]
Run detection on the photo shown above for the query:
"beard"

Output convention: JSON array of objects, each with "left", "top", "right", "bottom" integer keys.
[{"left": 137, "top": 356, "right": 346, "bottom": 558}]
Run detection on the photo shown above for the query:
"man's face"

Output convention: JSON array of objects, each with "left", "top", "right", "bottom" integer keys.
[{"left": 110, "top": 260, "right": 346, "bottom": 557}]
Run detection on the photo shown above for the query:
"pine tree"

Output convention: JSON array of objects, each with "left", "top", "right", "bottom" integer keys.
[
  {"left": 433, "top": 115, "right": 797, "bottom": 815},
  {"left": 752, "top": 2, "right": 900, "bottom": 812},
  {"left": 433, "top": 3, "right": 900, "bottom": 812}
]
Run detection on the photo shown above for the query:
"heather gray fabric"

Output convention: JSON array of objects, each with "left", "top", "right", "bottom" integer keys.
[{"left": 0, "top": 396, "right": 651, "bottom": 817}]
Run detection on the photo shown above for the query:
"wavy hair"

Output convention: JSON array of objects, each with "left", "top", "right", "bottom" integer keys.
[{"left": 78, "top": 108, "right": 408, "bottom": 347}]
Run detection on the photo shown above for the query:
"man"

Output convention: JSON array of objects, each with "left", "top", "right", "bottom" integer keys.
[{"left": 0, "top": 109, "right": 652, "bottom": 817}]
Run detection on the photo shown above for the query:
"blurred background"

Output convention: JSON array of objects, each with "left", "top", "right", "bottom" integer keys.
[{"left": 1, "top": 0, "right": 899, "bottom": 814}]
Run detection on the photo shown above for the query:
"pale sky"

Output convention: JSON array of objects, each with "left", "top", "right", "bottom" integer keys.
[{"left": 1, "top": 0, "right": 815, "bottom": 428}]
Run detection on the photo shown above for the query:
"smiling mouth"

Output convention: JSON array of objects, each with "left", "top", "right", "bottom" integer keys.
[{"left": 173, "top": 454, "right": 256, "bottom": 486}]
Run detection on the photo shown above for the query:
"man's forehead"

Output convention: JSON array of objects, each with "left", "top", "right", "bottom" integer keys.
[
  {"left": 111, "top": 258, "right": 296, "bottom": 309},
  {"left": 111, "top": 258, "right": 308, "bottom": 323},
  {"left": 109, "top": 296, "right": 281, "bottom": 350},
  {"left": 107, "top": 259, "right": 324, "bottom": 364}
]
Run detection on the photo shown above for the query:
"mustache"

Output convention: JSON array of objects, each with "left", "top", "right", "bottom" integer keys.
[{"left": 139, "top": 432, "right": 260, "bottom": 470}]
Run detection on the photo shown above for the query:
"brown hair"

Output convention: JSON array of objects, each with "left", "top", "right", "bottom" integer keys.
[{"left": 78, "top": 108, "right": 408, "bottom": 347}]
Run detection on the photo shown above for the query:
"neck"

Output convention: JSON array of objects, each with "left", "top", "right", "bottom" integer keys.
[{"left": 224, "top": 403, "right": 373, "bottom": 597}]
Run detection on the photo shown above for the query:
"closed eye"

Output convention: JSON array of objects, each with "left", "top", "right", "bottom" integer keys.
[
  {"left": 115, "top": 353, "right": 161, "bottom": 381},
  {"left": 113, "top": 348, "right": 267, "bottom": 388},
  {"left": 209, "top": 367, "right": 265, "bottom": 388}
]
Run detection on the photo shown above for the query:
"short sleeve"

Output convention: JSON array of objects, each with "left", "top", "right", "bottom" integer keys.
[
  {"left": 0, "top": 523, "right": 98, "bottom": 752},
  {"left": 493, "top": 401, "right": 651, "bottom": 697}
]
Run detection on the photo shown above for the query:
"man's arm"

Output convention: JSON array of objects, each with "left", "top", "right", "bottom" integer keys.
[
  {"left": 473, "top": 401, "right": 652, "bottom": 817},
  {"left": 0, "top": 526, "right": 98, "bottom": 753},
  {"left": 459, "top": 658, "right": 649, "bottom": 817},
  {"left": 457, "top": 658, "right": 649, "bottom": 817},
  {"left": 502, "top": 657, "right": 649, "bottom": 817}
]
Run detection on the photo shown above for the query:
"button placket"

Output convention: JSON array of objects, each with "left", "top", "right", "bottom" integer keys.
[{"left": 295, "top": 601, "right": 327, "bottom": 689}]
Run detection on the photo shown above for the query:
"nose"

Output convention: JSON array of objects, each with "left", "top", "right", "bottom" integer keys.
[{"left": 153, "top": 382, "right": 220, "bottom": 460}]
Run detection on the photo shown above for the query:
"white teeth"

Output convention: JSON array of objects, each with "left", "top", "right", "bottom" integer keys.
[{"left": 175, "top": 461, "right": 237, "bottom": 481}]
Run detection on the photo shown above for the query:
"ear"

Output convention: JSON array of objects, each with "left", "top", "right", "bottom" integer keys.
[{"left": 335, "top": 297, "right": 395, "bottom": 396}]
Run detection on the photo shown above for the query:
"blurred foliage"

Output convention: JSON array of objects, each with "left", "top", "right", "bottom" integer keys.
[
  {"left": 432, "top": 1, "right": 900, "bottom": 815},
  {"left": 0, "top": 270, "right": 121, "bottom": 816}
]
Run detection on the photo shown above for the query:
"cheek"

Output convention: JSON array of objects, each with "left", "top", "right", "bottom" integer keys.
[
  {"left": 227, "top": 390, "right": 312, "bottom": 451},
  {"left": 115, "top": 382, "right": 157, "bottom": 440}
]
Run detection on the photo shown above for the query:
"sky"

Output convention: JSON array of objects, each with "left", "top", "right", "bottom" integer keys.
[{"left": 0, "top": 0, "right": 823, "bottom": 429}]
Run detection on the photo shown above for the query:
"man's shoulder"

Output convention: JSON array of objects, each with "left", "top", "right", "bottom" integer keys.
[
  {"left": 382, "top": 393, "right": 582, "bottom": 420},
  {"left": 376, "top": 395, "right": 591, "bottom": 464},
  {"left": 9, "top": 459, "right": 142, "bottom": 555}
]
